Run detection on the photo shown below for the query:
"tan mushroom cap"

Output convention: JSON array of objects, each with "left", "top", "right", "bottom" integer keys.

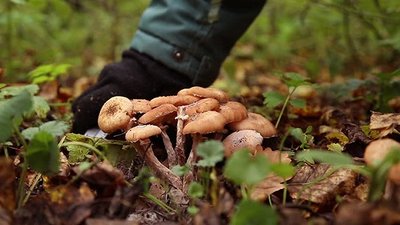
[
  {"left": 183, "top": 111, "right": 226, "bottom": 135},
  {"left": 149, "top": 95, "right": 199, "bottom": 108},
  {"left": 177, "top": 86, "right": 229, "bottom": 103},
  {"left": 125, "top": 125, "right": 162, "bottom": 142},
  {"left": 364, "top": 138, "right": 400, "bottom": 166},
  {"left": 228, "top": 112, "right": 276, "bottom": 138},
  {"left": 223, "top": 130, "right": 263, "bottom": 157},
  {"left": 98, "top": 96, "right": 133, "bottom": 133},
  {"left": 365, "top": 139, "right": 400, "bottom": 184},
  {"left": 131, "top": 99, "right": 152, "bottom": 113},
  {"left": 185, "top": 98, "right": 220, "bottom": 116},
  {"left": 219, "top": 101, "right": 248, "bottom": 123},
  {"left": 138, "top": 103, "right": 177, "bottom": 124}
]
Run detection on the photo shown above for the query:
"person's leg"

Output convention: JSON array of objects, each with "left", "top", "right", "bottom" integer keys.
[{"left": 72, "top": 0, "right": 266, "bottom": 133}]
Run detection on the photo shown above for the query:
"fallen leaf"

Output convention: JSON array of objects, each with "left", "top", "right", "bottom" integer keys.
[
  {"left": 86, "top": 218, "right": 139, "bottom": 225},
  {"left": 251, "top": 148, "right": 292, "bottom": 201},
  {"left": 0, "top": 158, "right": 15, "bottom": 224},
  {"left": 288, "top": 164, "right": 357, "bottom": 206},
  {"left": 336, "top": 202, "right": 400, "bottom": 225},
  {"left": 370, "top": 111, "right": 400, "bottom": 137}
]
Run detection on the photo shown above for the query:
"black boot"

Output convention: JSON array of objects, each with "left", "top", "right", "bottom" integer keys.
[{"left": 72, "top": 49, "right": 193, "bottom": 134}]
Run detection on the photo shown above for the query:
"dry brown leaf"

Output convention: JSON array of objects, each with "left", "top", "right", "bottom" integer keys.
[
  {"left": 370, "top": 112, "right": 400, "bottom": 137},
  {"left": 251, "top": 148, "right": 292, "bottom": 201},
  {"left": 86, "top": 218, "right": 139, "bottom": 225},
  {"left": 288, "top": 164, "right": 357, "bottom": 205},
  {"left": 336, "top": 202, "right": 400, "bottom": 225},
  {"left": 0, "top": 158, "right": 15, "bottom": 223}
]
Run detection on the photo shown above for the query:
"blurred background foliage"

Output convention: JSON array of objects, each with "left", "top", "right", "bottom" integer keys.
[{"left": 1, "top": 0, "right": 400, "bottom": 84}]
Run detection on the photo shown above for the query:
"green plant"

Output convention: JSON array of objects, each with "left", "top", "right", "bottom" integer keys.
[
  {"left": 263, "top": 72, "right": 310, "bottom": 128},
  {"left": 0, "top": 84, "right": 69, "bottom": 208},
  {"left": 223, "top": 149, "right": 295, "bottom": 224}
]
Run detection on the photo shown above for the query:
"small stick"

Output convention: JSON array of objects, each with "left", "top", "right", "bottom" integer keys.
[{"left": 175, "top": 106, "right": 188, "bottom": 165}]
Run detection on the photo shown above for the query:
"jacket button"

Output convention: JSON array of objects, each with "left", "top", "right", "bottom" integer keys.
[{"left": 172, "top": 50, "right": 184, "bottom": 62}]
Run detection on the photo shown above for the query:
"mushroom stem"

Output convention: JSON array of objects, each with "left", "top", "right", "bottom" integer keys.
[
  {"left": 132, "top": 141, "right": 182, "bottom": 190},
  {"left": 183, "top": 134, "right": 203, "bottom": 190},
  {"left": 175, "top": 106, "right": 188, "bottom": 165},
  {"left": 160, "top": 127, "right": 177, "bottom": 167}
]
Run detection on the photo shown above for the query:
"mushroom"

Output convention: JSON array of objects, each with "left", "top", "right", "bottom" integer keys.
[
  {"left": 131, "top": 99, "right": 152, "bottom": 113},
  {"left": 177, "top": 86, "right": 229, "bottom": 103},
  {"left": 364, "top": 139, "right": 400, "bottom": 187},
  {"left": 138, "top": 103, "right": 177, "bottom": 125},
  {"left": 183, "top": 111, "right": 227, "bottom": 135},
  {"left": 184, "top": 98, "right": 220, "bottom": 116},
  {"left": 149, "top": 95, "right": 199, "bottom": 108},
  {"left": 182, "top": 111, "right": 227, "bottom": 188},
  {"left": 126, "top": 125, "right": 182, "bottom": 189},
  {"left": 138, "top": 103, "right": 178, "bottom": 166},
  {"left": 98, "top": 96, "right": 133, "bottom": 133},
  {"left": 223, "top": 130, "right": 263, "bottom": 157},
  {"left": 219, "top": 101, "right": 248, "bottom": 123},
  {"left": 228, "top": 112, "right": 277, "bottom": 138}
]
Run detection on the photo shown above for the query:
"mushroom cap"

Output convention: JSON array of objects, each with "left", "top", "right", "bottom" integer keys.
[
  {"left": 138, "top": 103, "right": 177, "bottom": 124},
  {"left": 185, "top": 98, "right": 220, "bottom": 116},
  {"left": 219, "top": 101, "right": 248, "bottom": 123},
  {"left": 131, "top": 99, "right": 152, "bottom": 113},
  {"left": 125, "top": 125, "right": 162, "bottom": 142},
  {"left": 364, "top": 138, "right": 400, "bottom": 166},
  {"left": 98, "top": 96, "right": 133, "bottom": 133},
  {"left": 389, "top": 164, "right": 400, "bottom": 185},
  {"left": 228, "top": 112, "right": 276, "bottom": 138},
  {"left": 177, "top": 86, "right": 228, "bottom": 103},
  {"left": 223, "top": 130, "right": 263, "bottom": 157},
  {"left": 183, "top": 111, "right": 226, "bottom": 134},
  {"left": 149, "top": 95, "right": 199, "bottom": 108}
]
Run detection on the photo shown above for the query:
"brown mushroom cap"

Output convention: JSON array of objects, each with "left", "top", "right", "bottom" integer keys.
[
  {"left": 149, "top": 95, "right": 199, "bottom": 108},
  {"left": 185, "top": 98, "right": 220, "bottom": 116},
  {"left": 138, "top": 103, "right": 177, "bottom": 124},
  {"left": 131, "top": 99, "right": 152, "bottom": 113},
  {"left": 177, "top": 86, "right": 229, "bottom": 103},
  {"left": 125, "top": 125, "right": 162, "bottom": 142},
  {"left": 364, "top": 138, "right": 400, "bottom": 166},
  {"left": 219, "top": 101, "right": 248, "bottom": 123},
  {"left": 223, "top": 130, "right": 263, "bottom": 157},
  {"left": 228, "top": 112, "right": 276, "bottom": 138},
  {"left": 183, "top": 111, "right": 226, "bottom": 135},
  {"left": 98, "top": 96, "right": 133, "bottom": 133}
]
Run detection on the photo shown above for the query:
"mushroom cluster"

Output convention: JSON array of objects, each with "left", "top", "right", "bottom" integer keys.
[{"left": 97, "top": 86, "right": 277, "bottom": 190}]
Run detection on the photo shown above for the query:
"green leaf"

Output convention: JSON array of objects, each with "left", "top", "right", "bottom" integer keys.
[
  {"left": 67, "top": 144, "right": 90, "bottom": 163},
  {"left": 0, "top": 83, "right": 6, "bottom": 89},
  {"left": 290, "top": 127, "right": 306, "bottom": 144},
  {"left": 29, "top": 64, "right": 70, "bottom": 84},
  {"left": 283, "top": 72, "right": 309, "bottom": 88},
  {"left": 196, "top": 140, "right": 224, "bottom": 167},
  {"left": 289, "top": 98, "right": 306, "bottom": 108},
  {"left": 0, "top": 84, "right": 39, "bottom": 99},
  {"left": 188, "top": 182, "right": 204, "bottom": 199},
  {"left": 270, "top": 163, "right": 295, "bottom": 179},
  {"left": 0, "top": 91, "right": 33, "bottom": 142},
  {"left": 327, "top": 143, "right": 344, "bottom": 152},
  {"left": 32, "top": 96, "right": 50, "bottom": 118},
  {"left": 26, "top": 131, "right": 60, "bottom": 175},
  {"left": 263, "top": 91, "right": 285, "bottom": 109},
  {"left": 231, "top": 200, "right": 278, "bottom": 225},
  {"left": 22, "top": 121, "right": 69, "bottom": 140},
  {"left": 296, "top": 150, "right": 354, "bottom": 166},
  {"left": 187, "top": 206, "right": 199, "bottom": 215},
  {"left": 224, "top": 150, "right": 270, "bottom": 186},
  {"left": 171, "top": 165, "right": 190, "bottom": 176}
]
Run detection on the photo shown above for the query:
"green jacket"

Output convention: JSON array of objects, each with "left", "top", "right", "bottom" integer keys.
[{"left": 131, "top": 0, "right": 266, "bottom": 86}]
